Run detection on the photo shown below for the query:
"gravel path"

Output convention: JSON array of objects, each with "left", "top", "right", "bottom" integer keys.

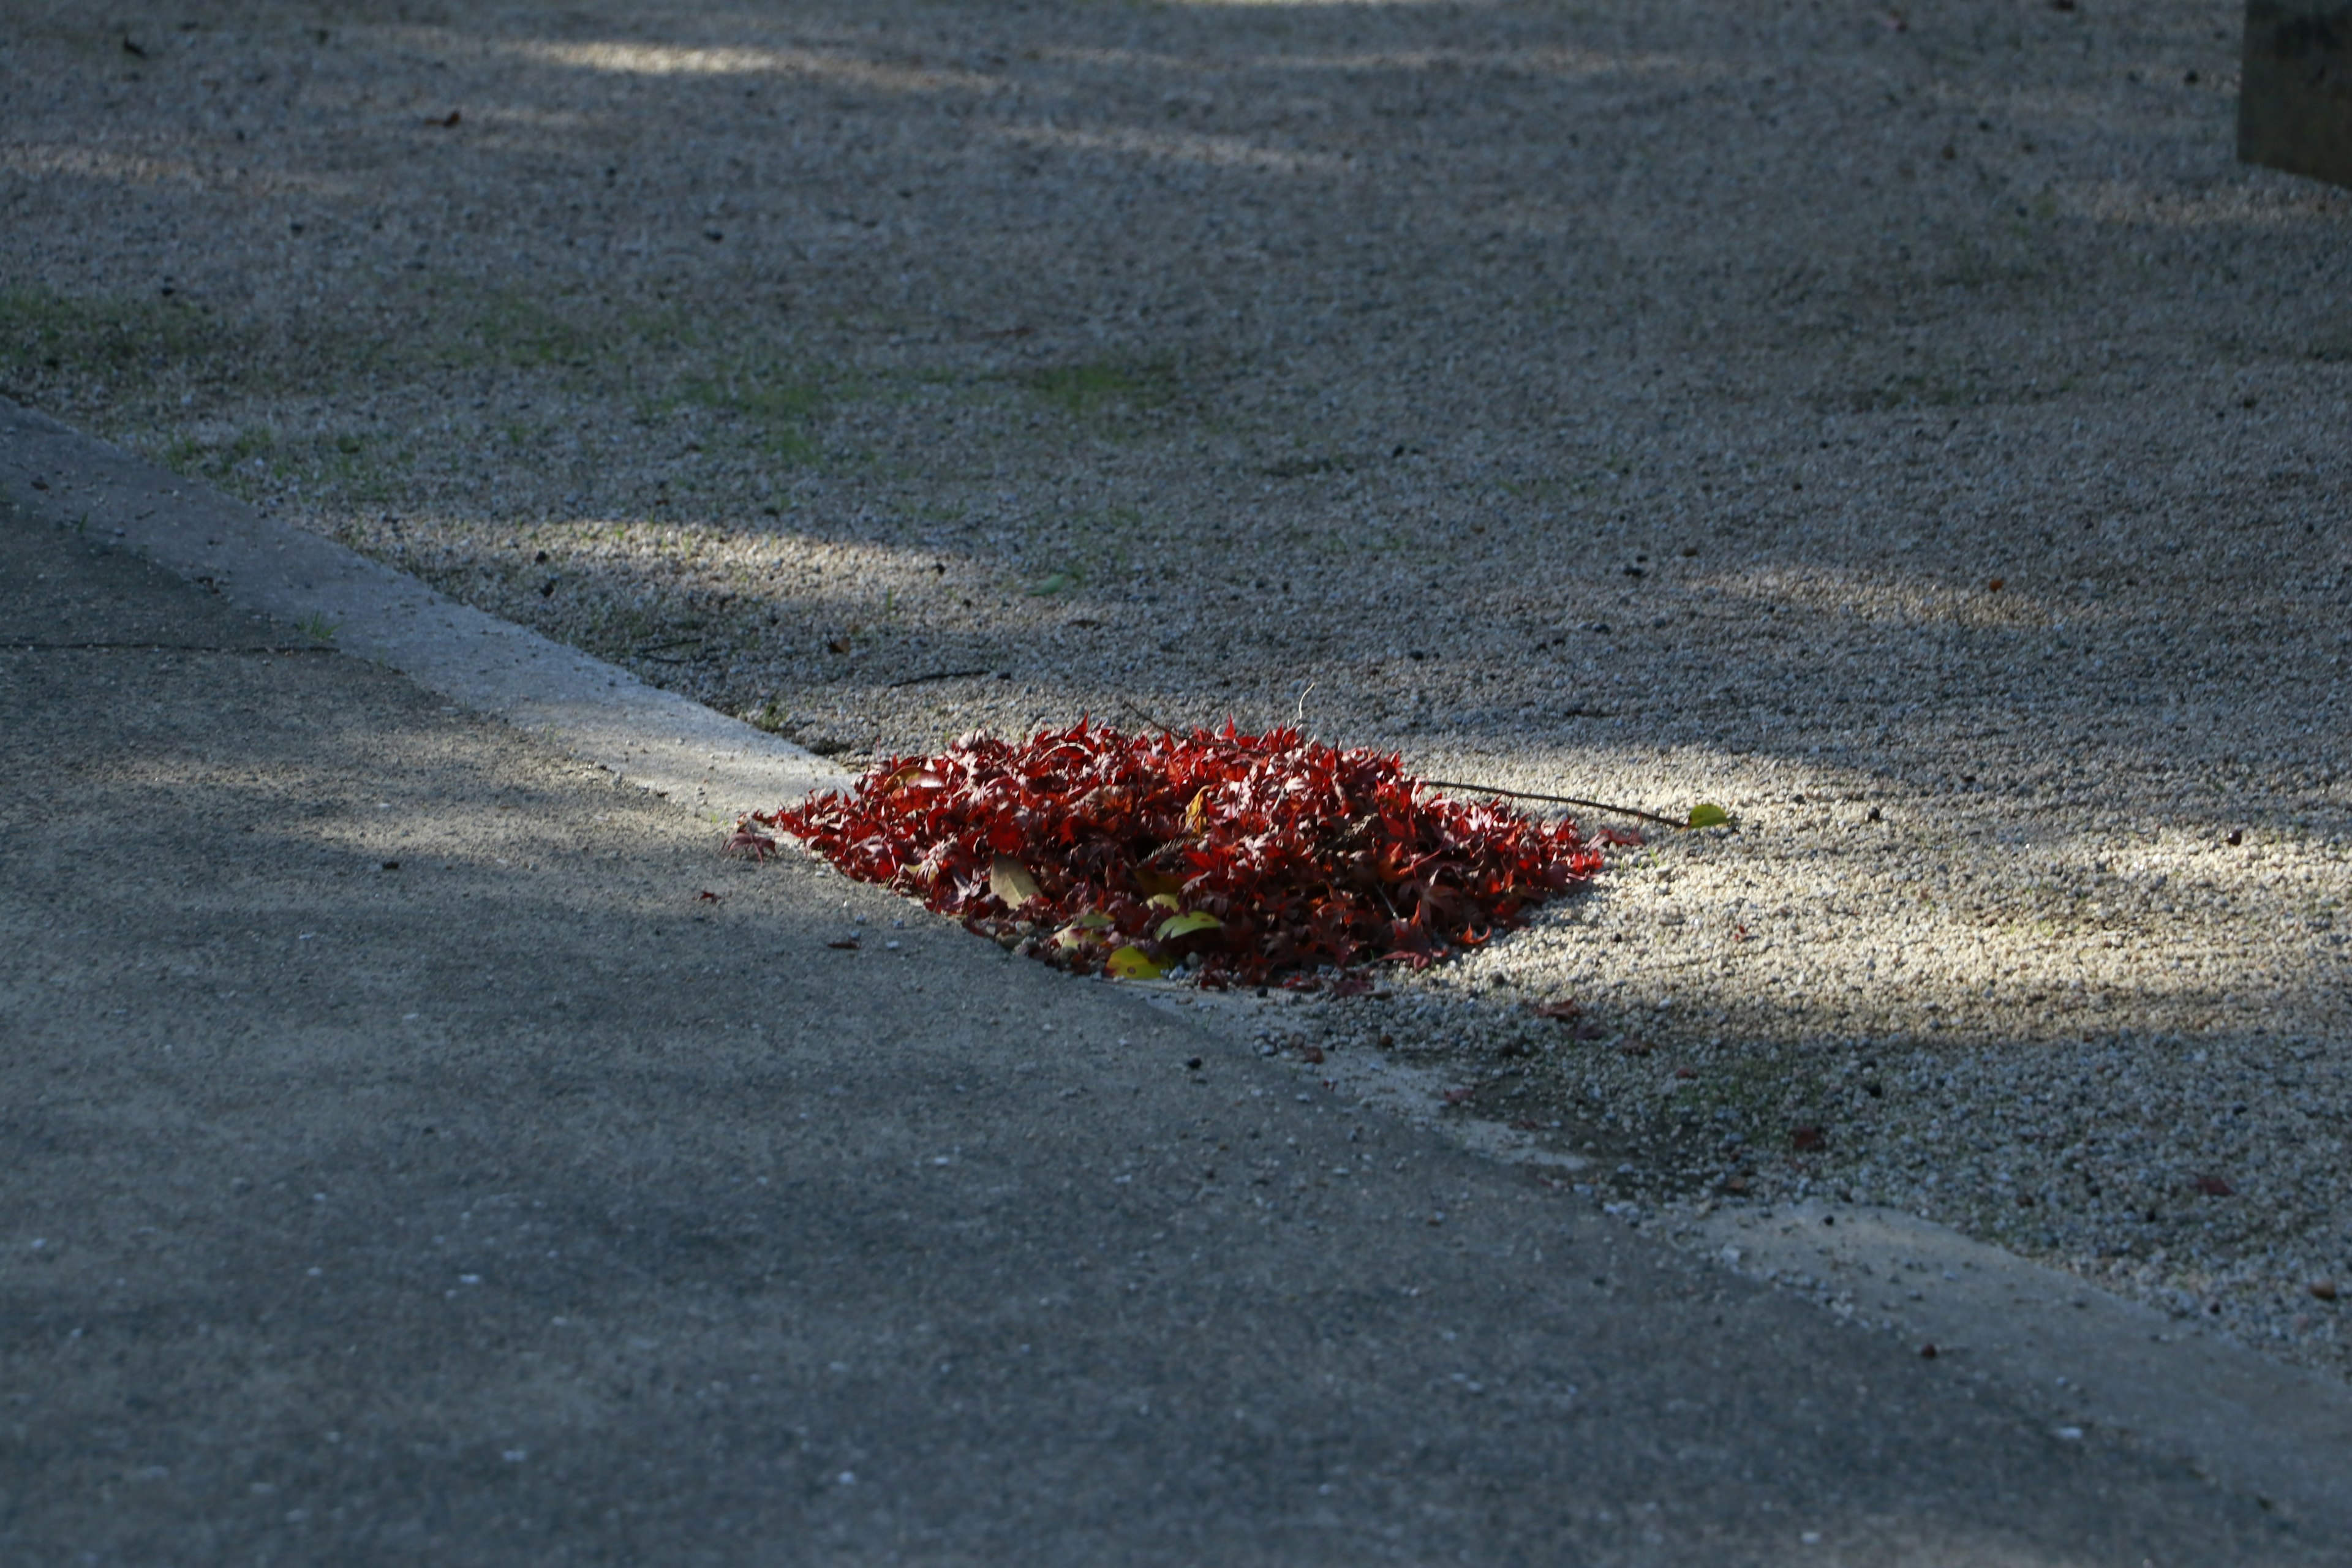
[{"left": 6, "top": 0, "right": 2350, "bottom": 1379}]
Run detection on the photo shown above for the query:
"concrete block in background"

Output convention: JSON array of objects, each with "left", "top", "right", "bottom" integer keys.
[{"left": 2241, "top": 1, "right": 2352, "bottom": 189}]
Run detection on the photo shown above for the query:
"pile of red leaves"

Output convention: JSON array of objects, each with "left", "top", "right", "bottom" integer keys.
[{"left": 731, "top": 720, "right": 1608, "bottom": 988}]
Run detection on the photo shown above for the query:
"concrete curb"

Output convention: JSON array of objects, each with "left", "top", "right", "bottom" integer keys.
[
  {"left": 0, "top": 396, "right": 850, "bottom": 821},
  {"left": 1231, "top": 998, "right": 2352, "bottom": 1534},
  {"left": 1694, "top": 1200, "right": 2352, "bottom": 1537}
]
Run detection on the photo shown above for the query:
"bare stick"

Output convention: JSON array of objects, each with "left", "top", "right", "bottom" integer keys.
[
  {"left": 1417, "top": 780, "right": 1687, "bottom": 830},
  {"left": 1118, "top": 696, "right": 1177, "bottom": 736},
  {"left": 886, "top": 668, "right": 991, "bottom": 689}
]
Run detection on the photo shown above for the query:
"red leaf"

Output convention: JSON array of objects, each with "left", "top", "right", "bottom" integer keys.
[
  {"left": 1790, "top": 1125, "right": 1826, "bottom": 1152},
  {"left": 1530, "top": 1000, "right": 1581, "bottom": 1020},
  {"left": 725, "top": 817, "right": 781, "bottom": 862},
  {"left": 2193, "top": 1174, "right": 2234, "bottom": 1197},
  {"left": 827, "top": 937, "right": 860, "bottom": 950}
]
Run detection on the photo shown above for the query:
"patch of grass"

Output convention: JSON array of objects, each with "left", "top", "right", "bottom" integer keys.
[
  {"left": 161, "top": 425, "right": 277, "bottom": 489},
  {"left": 464, "top": 290, "right": 598, "bottom": 369},
  {"left": 1261, "top": 451, "right": 1351, "bottom": 480},
  {"left": 1835, "top": 363, "right": 2071, "bottom": 416},
  {"left": 619, "top": 304, "right": 699, "bottom": 352},
  {"left": 1937, "top": 235, "right": 2041, "bottom": 292},
  {"left": 156, "top": 424, "right": 412, "bottom": 507},
  {"left": 311, "top": 431, "right": 409, "bottom": 503},
  {"left": 1016, "top": 503, "right": 1151, "bottom": 590},
  {"left": 1017, "top": 357, "right": 1181, "bottom": 432},
  {"left": 684, "top": 360, "right": 835, "bottom": 463},
  {"left": 1844, "top": 370, "right": 1987, "bottom": 413},
  {"left": 0, "top": 285, "right": 223, "bottom": 386}
]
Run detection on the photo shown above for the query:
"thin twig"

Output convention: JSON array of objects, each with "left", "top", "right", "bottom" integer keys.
[
  {"left": 1118, "top": 696, "right": 1177, "bottom": 735},
  {"left": 1095, "top": 705, "right": 1674, "bottom": 826},
  {"left": 886, "top": 668, "right": 992, "bottom": 689},
  {"left": 1293, "top": 680, "right": 1316, "bottom": 729},
  {"left": 1417, "top": 780, "right": 1686, "bottom": 830}
]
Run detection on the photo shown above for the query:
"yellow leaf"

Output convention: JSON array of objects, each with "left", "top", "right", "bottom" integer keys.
[
  {"left": 1106, "top": 945, "right": 1166, "bottom": 980},
  {"left": 989, "top": 854, "right": 1042, "bottom": 908},
  {"left": 1054, "top": 911, "right": 1115, "bottom": 948},
  {"left": 1182, "top": 789, "right": 1210, "bottom": 835},
  {"left": 1145, "top": 893, "right": 1182, "bottom": 911},
  {"left": 1155, "top": 911, "right": 1224, "bottom": 941},
  {"left": 1134, "top": 867, "right": 1186, "bottom": 897}
]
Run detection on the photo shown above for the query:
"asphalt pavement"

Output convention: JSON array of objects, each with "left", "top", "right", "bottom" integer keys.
[{"left": 1, "top": 467, "right": 2337, "bottom": 1564}]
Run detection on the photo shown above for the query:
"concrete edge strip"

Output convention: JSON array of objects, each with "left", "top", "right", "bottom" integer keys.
[
  {"left": 1198, "top": 960, "right": 2352, "bottom": 1536},
  {"left": 10, "top": 396, "right": 2352, "bottom": 1536},
  {"left": 1692, "top": 1201, "right": 2352, "bottom": 1537},
  {"left": 0, "top": 397, "right": 851, "bottom": 819}
]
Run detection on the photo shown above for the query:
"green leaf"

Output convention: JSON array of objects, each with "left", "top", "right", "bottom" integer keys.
[
  {"left": 1068, "top": 910, "right": 1115, "bottom": 929},
  {"left": 1027, "top": 571, "right": 1076, "bottom": 597},
  {"left": 1106, "top": 945, "right": 1166, "bottom": 980},
  {"left": 1145, "top": 892, "right": 1182, "bottom": 911},
  {"left": 989, "top": 854, "right": 1042, "bottom": 908},
  {"left": 1155, "top": 910, "right": 1224, "bottom": 941},
  {"left": 1684, "top": 803, "right": 1730, "bottom": 830}
]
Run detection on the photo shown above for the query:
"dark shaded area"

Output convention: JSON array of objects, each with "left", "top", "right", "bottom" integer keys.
[{"left": 2243, "top": 1, "right": 2352, "bottom": 189}]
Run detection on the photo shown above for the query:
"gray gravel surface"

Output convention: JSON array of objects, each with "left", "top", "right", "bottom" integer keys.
[
  {"left": 4, "top": 0, "right": 2348, "bottom": 1381},
  {"left": 12, "top": 497, "right": 2342, "bottom": 1564}
]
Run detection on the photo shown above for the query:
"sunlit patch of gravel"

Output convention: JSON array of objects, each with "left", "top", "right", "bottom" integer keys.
[
  {"left": 1234, "top": 797, "right": 2352, "bottom": 1377},
  {"left": 6, "top": 0, "right": 2349, "bottom": 1379}
]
